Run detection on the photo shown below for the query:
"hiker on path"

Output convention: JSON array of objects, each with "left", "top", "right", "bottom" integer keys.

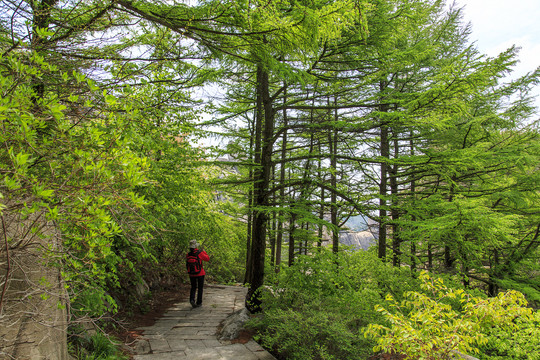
[{"left": 186, "top": 239, "right": 210, "bottom": 308}]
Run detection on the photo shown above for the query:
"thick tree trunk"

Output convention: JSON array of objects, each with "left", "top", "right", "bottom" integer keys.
[
  {"left": 247, "top": 65, "right": 273, "bottom": 312},
  {"left": 245, "top": 70, "right": 263, "bottom": 285}
]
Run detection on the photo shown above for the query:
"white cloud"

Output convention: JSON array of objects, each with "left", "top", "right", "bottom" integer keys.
[{"left": 457, "top": 0, "right": 540, "bottom": 113}]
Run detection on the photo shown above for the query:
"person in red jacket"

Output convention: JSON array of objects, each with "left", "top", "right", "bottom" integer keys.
[{"left": 186, "top": 239, "right": 210, "bottom": 308}]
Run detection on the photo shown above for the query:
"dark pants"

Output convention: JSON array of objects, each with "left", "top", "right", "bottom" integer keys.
[{"left": 190, "top": 275, "right": 205, "bottom": 305}]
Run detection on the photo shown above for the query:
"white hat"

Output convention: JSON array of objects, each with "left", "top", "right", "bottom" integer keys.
[{"left": 189, "top": 240, "right": 198, "bottom": 248}]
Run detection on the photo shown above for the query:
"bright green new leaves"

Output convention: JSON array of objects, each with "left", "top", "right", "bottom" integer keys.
[
  {"left": 0, "top": 52, "right": 150, "bottom": 316},
  {"left": 365, "top": 272, "right": 539, "bottom": 360}
]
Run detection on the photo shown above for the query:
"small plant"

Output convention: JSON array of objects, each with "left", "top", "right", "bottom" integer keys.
[
  {"left": 69, "top": 330, "right": 128, "bottom": 360},
  {"left": 364, "top": 271, "right": 538, "bottom": 360}
]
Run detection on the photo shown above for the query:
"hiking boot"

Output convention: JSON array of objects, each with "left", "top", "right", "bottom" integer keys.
[{"left": 190, "top": 300, "right": 197, "bottom": 308}]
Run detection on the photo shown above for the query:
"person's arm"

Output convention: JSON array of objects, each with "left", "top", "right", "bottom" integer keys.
[{"left": 199, "top": 250, "right": 210, "bottom": 262}]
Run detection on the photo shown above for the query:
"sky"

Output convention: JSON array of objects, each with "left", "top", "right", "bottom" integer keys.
[{"left": 456, "top": 0, "right": 540, "bottom": 112}]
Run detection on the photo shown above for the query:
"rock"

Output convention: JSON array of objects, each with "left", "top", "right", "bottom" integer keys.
[
  {"left": 135, "top": 279, "right": 150, "bottom": 299},
  {"left": 451, "top": 350, "right": 479, "bottom": 360},
  {"left": 218, "top": 308, "right": 251, "bottom": 341},
  {"left": 339, "top": 230, "right": 376, "bottom": 250},
  {"left": 132, "top": 338, "right": 151, "bottom": 354},
  {"left": 0, "top": 210, "right": 68, "bottom": 360}
]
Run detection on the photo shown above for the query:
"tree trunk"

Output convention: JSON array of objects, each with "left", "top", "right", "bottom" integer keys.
[
  {"left": 409, "top": 133, "right": 417, "bottom": 271},
  {"left": 275, "top": 84, "right": 288, "bottom": 272},
  {"left": 445, "top": 180, "right": 457, "bottom": 270},
  {"left": 378, "top": 80, "right": 390, "bottom": 260},
  {"left": 288, "top": 211, "right": 297, "bottom": 266},
  {"left": 488, "top": 249, "right": 499, "bottom": 296},
  {"left": 428, "top": 244, "right": 433, "bottom": 269},
  {"left": 391, "top": 131, "right": 400, "bottom": 266},
  {"left": 330, "top": 98, "right": 339, "bottom": 254},
  {"left": 304, "top": 222, "right": 309, "bottom": 255},
  {"left": 378, "top": 127, "right": 389, "bottom": 258},
  {"left": 31, "top": 0, "right": 58, "bottom": 103},
  {"left": 247, "top": 64, "right": 274, "bottom": 312},
  {"left": 269, "top": 164, "right": 277, "bottom": 267},
  {"left": 318, "top": 171, "right": 325, "bottom": 250},
  {"left": 245, "top": 69, "right": 262, "bottom": 285}
]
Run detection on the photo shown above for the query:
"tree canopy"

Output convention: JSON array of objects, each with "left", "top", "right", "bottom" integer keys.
[{"left": 0, "top": 0, "right": 538, "bottom": 358}]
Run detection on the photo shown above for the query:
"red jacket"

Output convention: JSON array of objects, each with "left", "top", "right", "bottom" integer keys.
[{"left": 187, "top": 249, "right": 210, "bottom": 277}]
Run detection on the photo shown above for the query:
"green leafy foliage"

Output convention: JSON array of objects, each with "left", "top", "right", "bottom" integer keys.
[
  {"left": 1, "top": 0, "right": 538, "bottom": 358},
  {"left": 253, "top": 252, "right": 539, "bottom": 360},
  {"left": 364, "top": 271, "right": 539, "bottom": 360},
  {"left": 68, "top": 330, "right": 128, "bottom": 360},
  {"left": 132, "top": 132, "right": 247, "bottom": 285},
  {"left": 480, "top": 309, "right": 540, "bottom": 360},
  {"left": 250, "top": 249, "right": 419, "bottom": 360},
  {"left": 0, "top": 52, "right": 150, "bottom": 315}
]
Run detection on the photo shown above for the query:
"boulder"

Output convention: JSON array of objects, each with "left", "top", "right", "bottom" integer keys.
[
  {"left": 0, "top": 210, "right": 68, "bottom": 359},
  {"left": 218, "top": 308, "right": 251, "bottom": 341}
]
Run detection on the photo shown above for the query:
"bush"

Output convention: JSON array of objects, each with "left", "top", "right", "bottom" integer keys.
[
  {"left": 251, "top": 248, "right": 419, "bottom": 360},
  {"left": 69, "top": 330, "right": 128, "bottom": 360},
  {"left": 364, "top": 271, "right": 539, "bottom": 360},
  {"left": 251, "top": 301, "right": 367, "bottom": 360},
  {"left": 479, "top": 304, "right": 540, "bottom": 359}
]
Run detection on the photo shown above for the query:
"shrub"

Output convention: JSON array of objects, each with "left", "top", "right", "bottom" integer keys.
[
  {"left": 251, "top": 301, "right": 367, "bottom": 360},
  {"left": 479, "top": 304, "right": 540, "bottom": 360},
  {"left": 251, "top": 248, "right": 419, "bottom": 360},
  {"left": 69, "top": 330, "right": 128, "bottom": 360},
  {"left": 364, "top": 271, "right": 539, "bottom": 360}
]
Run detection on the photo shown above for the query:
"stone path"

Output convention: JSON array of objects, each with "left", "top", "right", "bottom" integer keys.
[{"left": 131, "top": 284, "right": 276, "bottom": 360}]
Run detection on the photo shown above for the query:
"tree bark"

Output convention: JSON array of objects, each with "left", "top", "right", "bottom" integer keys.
[
  {"left": 275, "top": 84, "right": 288, "bottom": 272},
  {"left": 391, "top": 131, "right": 400, "bottom": 266},
  {"left": 378, "top": 109, "right": 389, "bottom": 259},
  {"left": 330, "top": 97, "right": 339, "bottom": 254},
  {"left": 245, "top": 69, "right": 262, "bottom": 285},
  {"left": 288, "top": 210, "right": 296, "bottom": 266},
  {"left": 247, "top": 64, "right": 274, "bottom": 312}
]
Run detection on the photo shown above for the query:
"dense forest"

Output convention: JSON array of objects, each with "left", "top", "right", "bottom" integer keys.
[{"left": 0, "top": 0, "right": 538, "bottom": 359}]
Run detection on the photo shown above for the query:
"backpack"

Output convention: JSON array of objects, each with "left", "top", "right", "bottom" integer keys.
[{"left": 186, "top": 250, "right": 202, "bottom": 275}]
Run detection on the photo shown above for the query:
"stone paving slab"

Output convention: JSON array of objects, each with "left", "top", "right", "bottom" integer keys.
[{"left": 131, "top": 284, "right": 276, "bottom": 360}]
